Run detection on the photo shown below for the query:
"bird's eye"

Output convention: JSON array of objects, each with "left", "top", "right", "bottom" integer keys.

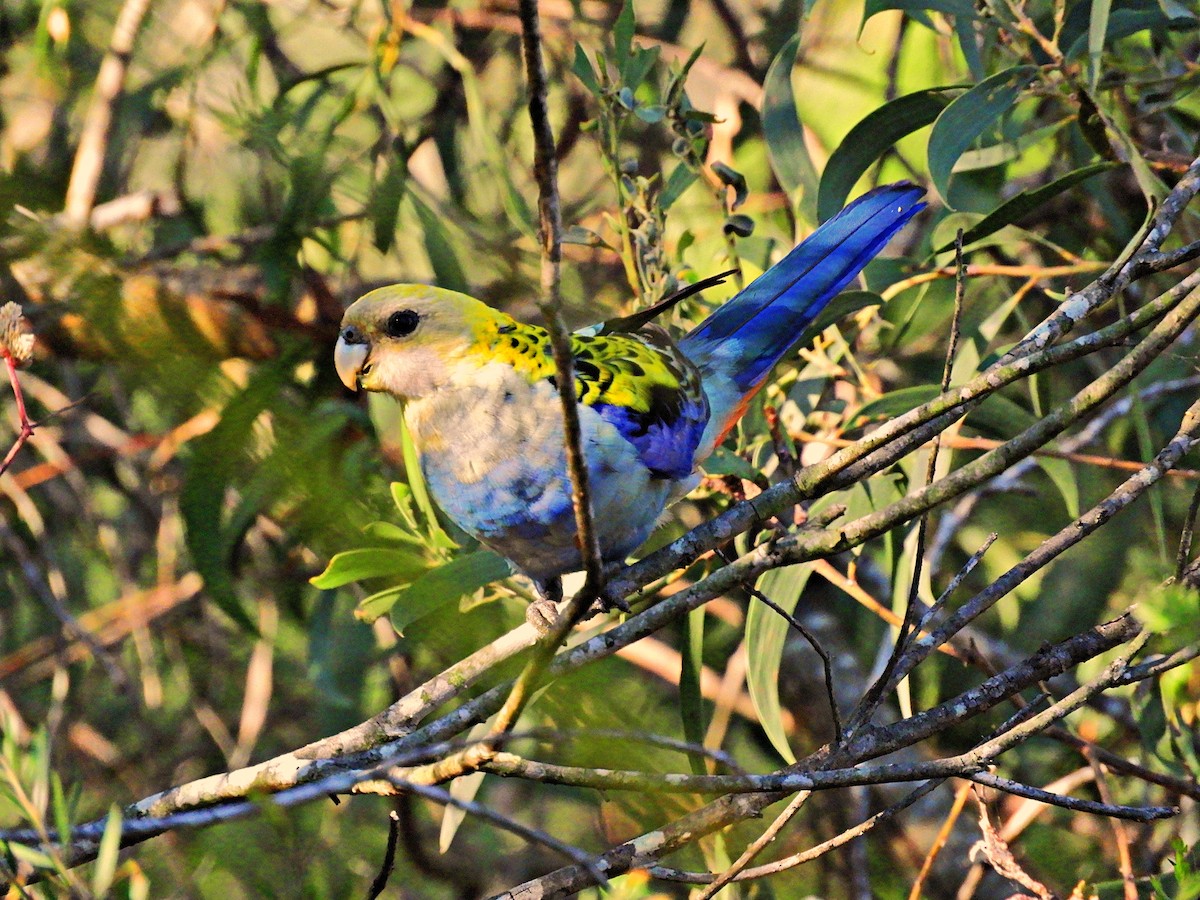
[{"left": 385, "top": 309, "right": 420, "bottom": 338}]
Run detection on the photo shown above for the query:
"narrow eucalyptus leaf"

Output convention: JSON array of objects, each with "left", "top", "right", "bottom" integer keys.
[
  {"left": 571, "top": 44, "right": 601, "bottom": 94},
  {"left": 933, "top": 161, "right": 1120, "bottom": 252},
  {"left": 818, "top": 88, "right": 954, "bottom": 222},
  {"left": 762, "top": 34, "right": 819, "bottom": 220},
  {"left": 928, "top": 66, "right": 1038, "bottom": 206}
]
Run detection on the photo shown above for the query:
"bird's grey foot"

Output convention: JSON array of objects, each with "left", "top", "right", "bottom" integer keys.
[
  {"left": 595, "top": 589, "right": 632, "bottom": 614},
  {"left": 526, "top": 577, "right": 564, "bottom": 636},
  {"left": 593, "top": 559, "right": 636, "bottom": 614}
]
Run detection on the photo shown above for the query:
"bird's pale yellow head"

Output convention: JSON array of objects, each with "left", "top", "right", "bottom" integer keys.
[{"left": 335, "top": 284, "right": 509, "bottom": 399}]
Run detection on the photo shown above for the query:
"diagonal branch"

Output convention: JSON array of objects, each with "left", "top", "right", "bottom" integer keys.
[{"left": 62, "top": 0, "right": 154, "bottom": 227}]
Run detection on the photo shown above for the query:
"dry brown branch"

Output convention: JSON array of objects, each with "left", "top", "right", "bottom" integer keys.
[
  {"left": 909, "top": 780, "right": 973, "bottom": 900},
  {"left": 694, "top": 790, "right": 812, "bottom": 898},
  {"left": 62, "top": 0, "right": 154, "bottom": 227},
  {"left": 970, "top": 791, "right": 1054, "bottom": 900}
]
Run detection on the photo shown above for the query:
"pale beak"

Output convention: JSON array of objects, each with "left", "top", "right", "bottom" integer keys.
[{"left": 334, "top": 335, "right": 369, "bottom": 391}]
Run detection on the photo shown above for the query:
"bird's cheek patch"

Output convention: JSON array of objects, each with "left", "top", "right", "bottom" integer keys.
[{"left": 369, "top": 345, "right": 451, "bottom": 399}]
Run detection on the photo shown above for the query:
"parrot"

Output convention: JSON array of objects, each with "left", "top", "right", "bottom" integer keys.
[{"left": 334, "top": 182, "right": 925, "bottom": 605}]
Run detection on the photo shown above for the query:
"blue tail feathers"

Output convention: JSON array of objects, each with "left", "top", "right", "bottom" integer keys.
[{"left": 680, "top": 182, "right": 925, "bottom": 396}]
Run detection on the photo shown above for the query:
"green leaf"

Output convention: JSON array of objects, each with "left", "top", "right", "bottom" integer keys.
[
  {"left": 665, "top": 42, "right": 705, "bottom": 105},
  {"left": 862, "top": 0, "right": 978, "bottom": 27},
  {"left": 92, "top": 806, "right": 123, "bottom": 897},
  {"left": 623, "top": 46, "right": 660, "bottom": 89},
  {"left": 703, "top": 447, "right": 759, "bottom": 480},
  {"left": 1133, "top": 681, "right": 1170, "bottom": 761},
  {"left": 369, "top": 155, "right": 407, "bottom": 252},
  {"left": 1062, "top": 0, "right": 1198, "bottom": 59},
  {"left": 50, "top": 774, "right": 71, "bottom": 855},
  {"left": 746, "top": 563, "right": 814, "bottom": 763},
  {"left": 613, "top": 0, "right": 636, "bottom": 65},
  {"left": 399, "top": 415, "right": 453, "bottom": 547},
  {"left": 951, "top": 120, "right": 1066, "bottom": 172},
  {"left": 954, "top": 15, "right": 985, "bottom": 80},
  {"left": 5, "top": 842, "right": 56, "bottom": 869},
  {"left": 762, "top": 34, "right": 819, "bottom": 222},
  {"left": 711, "top": 161, "right": 749, "bottom": 210},
  {"left": 660, "top": 164, "right": 698, "bottom": 210},
  {"left": 408, "top": 191, "right": 468, "bottom": 295},
  {"left": 571, "top": 44, "right": 600, "bottom": 94},
  {"left": 927, "top": 66, "right": 1038, "bottom": 207},
  {"left": 932, "top": 162, "right": 1121, "bottom": 252},
  {"left": 181, "top": 365, "right": 290, "bottom": 632},
  {"left": 440, "top": 718, "right": 494, "bottom": 852},
  {"left": 361, "top": 521, "right": 424, "bottom": 546},
  {"left": 384, "top": 550, "right": 512, "bottom": 631},
  {"left": 848, "top": 383, "right": 932, "bottom": 428},
  {"left": 1104, "top": 118, "right": 1168, "bottom": 202},
  {"left": 818, "top": 88, "right": 954, "bottom": 222},
  {"left": 633, "top": 104, "right": 665, "bottom": 123},
  {"left": 309, "top": 547, "right": 428, "bottom": 590},
  {"left": 1089, "top": 0, "right": 1114, "bottom": 90},
  {"left": 1139, "top": 582, "right": 1200, "bottom": 635},
  {"left": 679, "top": 606, "right": 707, "bottom": 776}
]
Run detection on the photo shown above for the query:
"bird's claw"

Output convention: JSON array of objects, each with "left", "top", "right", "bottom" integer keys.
[
  {"left": 595, "top": 590, "right": 631, "bottom": 614},
  {"left": 526, "top": 598, "right": 562, "bottom": 636},
  {"left": 526, "top": 576, "right": 631, "bottom": 634}
]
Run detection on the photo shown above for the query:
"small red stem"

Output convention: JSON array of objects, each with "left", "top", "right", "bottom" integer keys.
[{"left": 0, "top": 352, "right": 34, "bottom": 478}]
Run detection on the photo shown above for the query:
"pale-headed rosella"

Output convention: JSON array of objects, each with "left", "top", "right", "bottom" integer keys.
[{"left": 334, "top": 182, "right": 925, "bottom": 604}]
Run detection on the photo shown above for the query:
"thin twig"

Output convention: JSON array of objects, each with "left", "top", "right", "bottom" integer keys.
[
  {"left": 853, "top": 231, "right": 968, "bottom": 730},
  {"left": 1082, "top": 749, "right": 1138, "bottom": 900},
  {"left": 696, "top": 790, "right": 811, "bottom": 898},
  {"left": 969, "top": 790, "right": 1054, "bottom": 900},
  {"left": 739, "top": 575, "right": 842, "bottom": 743},
  {"left": 0, "top": 355, "right": 34, "bottom": 478},
  {"left": 364, "top": 811, "right": 400, "bottom": 900},
  {"left": 517, "top": 0, "right": 604, "bottom": 599},
  {"left": 1175, "top": 481, "right": 1200, "bottom": 581},
  {"left": 969, "top": 771, "right": 1167, "bottom": 823},
  {"left": 649, "top": 779, "right": 945, "bottom": 883},
  {"left": 916, "top": 533, "right": 998, "bottom": 636},
  {"left": 909, "top": 779, "right": 973, "bottom": 900}
]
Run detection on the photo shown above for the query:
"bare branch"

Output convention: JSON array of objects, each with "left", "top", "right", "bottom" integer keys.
[
  {"left": 517, "top": 0, "right": 604, "bottom": 600},
  {"left": 364, "top": 811, "right": 400, "bottom": 900},
  {"left": 62, "top": 0, "right": 153, "bottom": 227},
  {"left": 695, "top": 790, "right": 811, "bottom": 899},
  {"left": 648, "top": 779, "right": 945, "bottom": 884}
]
